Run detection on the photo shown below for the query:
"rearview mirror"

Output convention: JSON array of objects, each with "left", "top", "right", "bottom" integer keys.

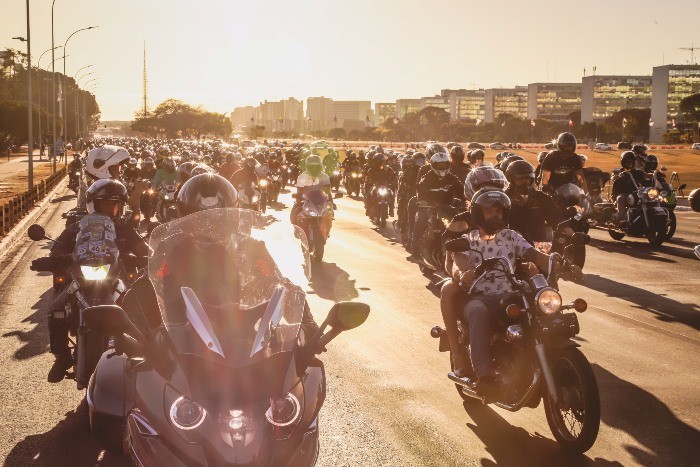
[
  {"left": 445, "top": 237, "right": 469, "bottom": 252},
  {"left": 327, "top": 301, "right": 370, "bottom": 331},
  {"left": 660, "top": 165, "right": 667, "bottom": 172},
  {"left": 334, "top": 192, "right": 344, "bottom": 199},
  {"left": 678, "top": 184, "right": 687, "bottom": 190},
  {"left": 27, "top": 224, "right": 46, "bottom": 241}
]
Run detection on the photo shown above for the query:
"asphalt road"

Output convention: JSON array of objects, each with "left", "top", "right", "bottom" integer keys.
[{"left": 0, "top": 186, "right": 698, "bottom": 466}]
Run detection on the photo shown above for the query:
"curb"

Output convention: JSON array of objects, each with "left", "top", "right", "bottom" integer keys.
[{"left": 0, "top": 176, "right": 69, "bottom": 260}]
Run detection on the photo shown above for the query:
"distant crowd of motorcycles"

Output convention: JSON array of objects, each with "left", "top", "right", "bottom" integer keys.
[{"left": 25, "top": 132, "right": 700, "bottom": 464}]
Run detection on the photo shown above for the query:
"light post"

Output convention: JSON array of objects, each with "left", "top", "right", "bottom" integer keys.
[
  {"left": 69, "top": 64, "right": 93, "bottom": 142},
  {"left": 51, "top": 0, "right": 58, "bottom": 170},
  {"left": 12, "top": 2, "right": 32, "bottom": 190},
  {"left": 63, "top": 26, "right": 98, "bottom": 160},
  {"left": 36, "top": 46, "right": 61, "bottom": 161}
]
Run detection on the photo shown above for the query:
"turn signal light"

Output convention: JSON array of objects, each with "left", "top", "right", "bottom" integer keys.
[
  {"left": 574, "top": 299, "right": 587, "bottom": 313},
  {"left": 55, "top": 276, "right": 65, "bottom": 284},
  {"left": 506, "top": 304, "right": 522, "bottom": 318}
]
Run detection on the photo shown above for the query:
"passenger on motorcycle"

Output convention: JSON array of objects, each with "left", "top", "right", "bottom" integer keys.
[
  {"left": 448, "top": 189, "right": 551, "bottom": 397},
  {"left": 46, "top": 179, "right": 148, "bottom": 383},
  {"left": 612, "top": 151, "right": 649, "bottom": 225},
  {"left": 464, "top": 165, "right": 509, "bottom": 202},
  {"left": 540, "top": 132, "right": 588, "bottom": 193},
  {"left": 632, "top": 144, "right": 648, "bottom": 170},
  {"left": 411, "top": 152, "right": 464, "bottom": 254},
  {"left": 449, "top": 145, "right": 472, "bottom": 184}
]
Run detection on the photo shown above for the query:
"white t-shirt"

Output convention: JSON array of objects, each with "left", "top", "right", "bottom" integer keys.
[
  {"left": 296, "top": 172, "right": 330, "bottom": 189},
  {"left": 456, "top": 228, "right": 533, "bottom": 295}
]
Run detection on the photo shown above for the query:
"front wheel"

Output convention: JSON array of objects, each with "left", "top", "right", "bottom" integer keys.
[
  {"left": 312, "top": 240, "right": 324, "bottom": 263},
  {"left": 543, "top": 347, "right": 600, "bottom": 453},
  {"left": 646, "top": 223, "right": 666, "bottom": 247},
  {"left": 667, "top": 210, "right": 676, "bottom": 239}
]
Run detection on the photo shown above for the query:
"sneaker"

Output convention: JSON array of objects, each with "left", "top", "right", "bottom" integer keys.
[{"left": 47, "top": 354, "right": 72, "bottom": 383}]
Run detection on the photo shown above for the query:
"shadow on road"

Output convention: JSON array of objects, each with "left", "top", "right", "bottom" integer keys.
[
  {"left": 587, "top": 238, "right": 677, "bottom": 264},
  {"left": 592, "top": 364, "right": 700, "bottom": 467},
  {"left": 2, "top": 288, "right": 54, "bottom": 360},
  {"left": 309, "top": 261, "right": 359, "bottom": 302},
  {"left": 50, "top": 194, "right": 76, "bottom": 203},
  {"left": 3, "top": 399, "right": 125, "bottom": 467},
  {"left": 581, "top": 273, "right": 700, "bottom": 330},
  {"left": 462, "top": 402, "right": 620, "bottom": 467}
]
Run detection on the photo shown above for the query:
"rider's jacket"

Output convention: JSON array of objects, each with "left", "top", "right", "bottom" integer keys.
[{"left": 416, "top": 170, "right": 464, "bottom": 206}]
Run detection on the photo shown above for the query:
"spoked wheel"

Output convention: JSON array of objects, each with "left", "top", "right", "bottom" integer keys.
[
  {"left": 666, "top": 210, "right": 676, "bottom": 239},
  {"left": 543, "top": 347, "right": 600, "bottom": 453}
]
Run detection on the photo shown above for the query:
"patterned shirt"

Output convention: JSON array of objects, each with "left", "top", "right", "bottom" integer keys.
[{"left": 456, "top": 229, "right": 533, "bottom": 295}]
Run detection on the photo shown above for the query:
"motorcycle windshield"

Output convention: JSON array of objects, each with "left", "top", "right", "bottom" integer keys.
[
  {"left": 148, "top": 208, "right": 310, "bottom": 368},
  {"left": 73, "top": 214, "right": 119, "bottom": 265},
  {"left": 303, "top": 190, "right": 328, "bottom": 205}
]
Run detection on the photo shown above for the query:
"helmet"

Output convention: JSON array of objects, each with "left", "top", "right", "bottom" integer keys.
[
  {"left": 450, "top": 145, "right": 466, "bottom": 163},
  {"left": 244, "top": 157, "right": 258, "bottom": 170},
  {"left": 142, "top": 157, "right": 155, "bottom": 170},
  {"left": 468, "top": 149, "right": 485, "bottom": 165},
  {"left": 643, "top": 154, "right": 659, "bottom": 172},
  {"left": 86, "top": 145, "right": 131, "bottom": 179},
  {"left": 425, "top": 143, "right": 447, "bottom": 159},
  {"left": 412, "top": 152, "right": 426, "bottom": 166},
  {"left": 141, "top": 149, "right": 154, "bottom": 159},
  {"left": 191, "top": 164, "right": 214, "bottom": 177},
  {"left": 400, "top": 157, "right": 414, "bottom": 170},
  {"left": 632, "top": 144, "right": 648, "bottom": 158},
  {"left": 464, "top": 166, "right": 508, "bottom": 200},
  {"left": 688, "top": 188, "right": 700, "bottom": 212},
  {"left": 178, "top": 161, "right": 197, "bottom": 183},
  {"left": 556, "top": 132, "right": 577, "bottom": 154},
  {"left": 505, "top": 160, "right": 535, "bottom": 185},
  {"left": 176, "top": 174, "right": 238, "bottom": 217},
  {"left": 372, "top": 153, "right": 384, "bottom": 163},
  {"left": 157, "top": 146, "right": 170, "bottom": 158},
  {"left": 85, "top": 179, "right": 128, "bottom": 218},
  {"left": 305, "top": 155, "right": 323, "bottom": 177},
  {"left": 430, "top": 152, "right": 451, "bottom": 177},
  {"left": 470, "top": 188, "right": 511, "bottom": 233},
  {"left": 163, "top": 158, "right": 175, "bottom": 171},
  {"left": 202, "top": 155, "right": 213, "bottom": 165},
  {"left": 499, "top": 155, "right": 524, "bottom": 173},
  {"left": 128, "top": 157, "right": 138, "bottom": 167},
  {"left": 537, "top": 151, "right": 549, "bottom": 164},
  {"left": 555, "top": 183, "right": 585, "bottom": 207},
  {"left": 620, "top": 151, "right": 636, "bottom": 170},
  {"left": 579, "top": 154, "right": 588, "bottom": 167},
  {"left": 495, "top": 152, "right": 507, "bottom": 163}
]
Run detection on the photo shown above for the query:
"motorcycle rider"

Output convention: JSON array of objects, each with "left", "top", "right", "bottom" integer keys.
[
  {"left": 364, "top": 153, "right": 397, "bottom": 217},
  {"left": 123, "top": 158, "right": 141, "bottom": 182},
  {"left": 534, "top": 151, "right": 548, "bottom": 185},
  {"left": 448, "top": 189, "right": 551, "bottom": 398},
  {"left": 323, "top": 149, "right": 340, "bottom": 177},
  {"left": 141, "top": 157, "right": 156, "bottom": 181},
  {"left": 467, "top": 149, "right": 486, "bottom": 168},
  {"left": 449, "top": 144, "right": 472, "bottom": 184},
  {"left": 46, "top": 179, "right": 149, "bottom": 382},
  {"left": 612, "top": 151, "right": 649, "bottom": 226},
  {"left": 396, "top": 156, "right": 419, "bottom": 238},
  {"left": 152, "top": 157, "right": 179, "bottom": 191},
  {"left": 411, "top": 152, "right": 465, "bottom": 255},
  {"left": 217, "top": 153, "right": 241, "bottom": 181},
  {"left": 540, "top": 132, "right": 588, "bottom": 194},
  {"left": 632, "top": 144, "right": 648, "bottom": 170},
  {"left": 230, "top": 157, "right": 260, "bottom": 190},
  {"left": 291, "top": 155, "right": 332, "bottom": 225}
]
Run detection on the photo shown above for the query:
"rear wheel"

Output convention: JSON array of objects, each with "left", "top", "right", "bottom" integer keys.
[{"left": 543, "top": 347, "right": 600, "bottom": 453}]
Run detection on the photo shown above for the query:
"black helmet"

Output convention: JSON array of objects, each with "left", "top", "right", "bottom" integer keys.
[
  {"left": 425, "top": 143, "right": 446, "bottom": 159},
  {"left": 537, "top": 151, "right": 549, "bottom": 164},
  {"left": 85, "top": 179, "right": 128, "bottom": 218},
  {"left": 468, "top": 149, "right": 485, "bottom": 165},
  {"left": 632, "top": 144, "right": 648, "bottom": 158},
  {"left": 450, "top": 145, "right": 466, "bottom": 163},
  {"left": 556, "top": 132, "right": 577, "bottom": 154},
  {"left": 400, "top": 157, "right": 413, "bottom": 170},
  {"left": 505, "top": 160, "right": 535, "bottom": 185},
  {"left": 177, "top": 161, "right": 197, "bottom": 183},
  {"left": 643, "top": 154, "right": 659, "bottom": 172},
  {"left": 620, "top": 151, "right": 636, "bottom": 170},
  {"left": 689, "top": 188, "right": 700, "bottom": 212},
  {"left": 176, "top": 174, "right": 238, "bottom": 217},
  {"left": 470, "top": 188, "right": 511, "bottom": 233},
  {"left": 499, "top": 154, "right": 524, "bottom": 173}
]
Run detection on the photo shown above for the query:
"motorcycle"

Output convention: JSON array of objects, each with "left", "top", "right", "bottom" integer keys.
[
  {"left": 257, "top": 179, "right": 269, "bottom": 214},
  {"left": 431, "top": 238, "right": 599, "bottom": 453},
  {"left": 648, "top": 170, "right": 684, "bottom": 239},
  {"left": 297, "top": 190, "right": 334, "bottom": 264},
  {"left": 368, "top": 185, "right": 393, "bottom": 228},
  {"left": 601, "top": 182, "right": 669, "bottom": 247},
  {"left": 237, "top": 184, "right": 262, "bottom": 212},
  {"left": 68, "top": 166, "right": 83, "bottom": 193},
  {"left": 27, "top": 216, "right": 146, "bottom": 389},
  {"left": 139, "top": 182, "right": 157, "bottom": 221},
  {"left": 267, "top": 170, "right": 283, "bottom": 205},
  {"left": 343, "top": 166, "right": 362, "bottom": 197},
  {"left": 552, "top": 184, "right": 590, "bottom": 268},
  {"left": 413, "top": 204, "right": 459, "bottom": 274},
  {"left": 81, "top": 208, "right": 369, "bottom": 463},
  {"left": 329, "top": 170, "right": 342, "bottom": 192},
  {"left": 155, "top": 182, "right": 179, "bottom": 224}
]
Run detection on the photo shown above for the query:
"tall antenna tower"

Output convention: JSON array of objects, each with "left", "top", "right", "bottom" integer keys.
[
  {"left": 679, "top": 43, "right": 697, "bottom": 64},
  {"left": 142, "top": 40, "right": 148, "bottom": 115}
]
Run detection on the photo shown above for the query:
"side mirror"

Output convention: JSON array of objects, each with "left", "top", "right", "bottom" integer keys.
[
  {"left": 660, "top": 165, "right": 667, "bottom": 172},
  {"left": 27, "top": 224, "right": 46, "bottom": 241},
  {"left": 326, "top": 301, "right": 370, "bottom": 331},
  {"left": 445, "top": 237, "right": 469, "bottom": 252},
  {"left": 333, "top": 192, "right": 344, "bottom": 199},
  {"left": 678, "top": 184, "right": 687, "bottom": 190}
]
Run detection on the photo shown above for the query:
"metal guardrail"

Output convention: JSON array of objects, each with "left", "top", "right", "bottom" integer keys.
[{"left": 0, "top": 167, "right": 67, "bottom": 236}]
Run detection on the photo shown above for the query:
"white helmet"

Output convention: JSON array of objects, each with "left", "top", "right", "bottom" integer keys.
[
  {"left": 429, "top": 152, "right": 451, "bottom": 177},
  {"left": 86, "top": 145, "right": 130, "bottom": 180}
]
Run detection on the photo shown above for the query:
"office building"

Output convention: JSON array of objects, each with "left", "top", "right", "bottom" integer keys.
[
  {"left": 650, "top": 65, "right": 700, "bottom": 143},
  {"left": 332, "top": 100, "right": 372, "bottom": 131},
  {"left": 395, "top": 99, "right": 421, "bottom": 118},
  {"left": 527, "top": 83, "right": 581, "bottom": 122},
  {"left": 448, "top": 90, "right": 486, "bottom": 122},
  {"left": 485, "top": 87, "right": 528, "bottom": 122},
  {"left": 420, "top": 95, "right": 450, "bottom": 112},
  {"left": 231, "top": 106, "right": 257, "bottom": 131},
  {"left": 375, "top": 102, "right": 397, "bottom": 126},
  {"left": 281, "top": 97, "right": 304, "bottom": 132},
  {"left": 581, "top": 75, "right": 652, "bottom": 123},
  {"left": 306, "top": 97, "right": 334, "bottom": 132}
]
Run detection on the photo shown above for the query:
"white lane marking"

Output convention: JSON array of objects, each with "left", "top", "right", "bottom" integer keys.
[{"left": 590, "top": 304, "right": 700, "bottom": 344}]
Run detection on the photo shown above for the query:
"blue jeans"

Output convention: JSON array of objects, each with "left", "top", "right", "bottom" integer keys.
[{"left": 464, "top": 295, "right": 507, "bottom": 378}]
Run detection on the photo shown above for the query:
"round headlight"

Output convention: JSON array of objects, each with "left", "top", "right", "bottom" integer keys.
[
  {"left": 647, "top": 188, "right": 659, "bottom": 200},
  {"left": 170, "top": 396, "right": 206, "bottom": 430},
  {"left": 536, "top": 288, "right": 562, "bottom": 314},
  {"left": 259, "top": 179, "right": 268, "bottom": 187},
  {"left": 378, "top": 188, "right": 388, "bottom": 196},
  {"left": 266, "top": 394, "right": 301, "bottom": 427}
]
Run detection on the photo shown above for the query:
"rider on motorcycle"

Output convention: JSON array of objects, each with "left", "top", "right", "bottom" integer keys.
[
  {"left": 449, "top": 145, "right": 472, "bottom": 183},
  {"left": 364, "top": 154, "right": 397, "bottom": 217},
  {"left": 230, "top": 157, "right": 260, "bottom": 190},
  {"left": 123, "top": 158, "right": 141, "bottom": 182},
  {"left": 612, "top": 151, "right": 649, "bottom": 225},
  {"left": 141, "top": 157, "right": 156, "bottom": 181},
  {"left": 396, "top": 156, "right": 419, "bottom": 236},
  {"left": 540, "top": 132, "right": 588, "bottom": 194},
  {"left": 467, "top": 149, "right": 486, "bottom": 168},
  {"left": 291, "top": 155, "right": 332, "bottom": 225},
  {"left": 46, "top": 179, "right": 149, "bottom": 383},
  {"left": 217, "top": 153, "right": 241, "bottom": 181},
  {"left": 152, "top": 157, "right": 179, "bottom": 191},
  {"left": 323, "top": 149, "right": 340, "bottom": 175},
  {"left": 534, "top": 151, "right": 548, "bottom": 185}
]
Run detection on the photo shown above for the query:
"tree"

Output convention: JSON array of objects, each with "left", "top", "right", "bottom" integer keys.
[
  {"left": 328, "top": 127, "right": 346, "bottom": 140},
  {"left": 131, "top": 98, "right": 230, "bottom": 138},
  {"left": 679, "top": 93, "right": 700, "bottom": 122}
]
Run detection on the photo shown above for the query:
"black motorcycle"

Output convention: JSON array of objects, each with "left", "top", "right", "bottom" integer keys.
[
  {"left": 431, "top": 238, "right": 599, "bottom": 453},
  {"left": 81, "top": 208, "right": 369, "bottom": 464},
  {"left": 603, "top": 184, "right": 669, "bottom": 247},
  {"left": 369, "top": 185, "right": 393, "bottom": 228},
  {"left": 343, "top": 165, "right": 362, "bottom": 197},
  {"left": 413, "top": 204, "right": 459, "bottom": 274},
  {"left": 267, "top": 170, "right": 283, "bottom": 205}
]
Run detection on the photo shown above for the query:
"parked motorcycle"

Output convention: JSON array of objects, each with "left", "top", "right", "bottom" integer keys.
[
  {"left": 431, "top": 238, "right": 599, "bottom": 453},
  {"left": 81, "top": 208, "right": 369, "bottom": 463},
  {"left": 297, "top": 190, "right": 334, "bottom": 263}
]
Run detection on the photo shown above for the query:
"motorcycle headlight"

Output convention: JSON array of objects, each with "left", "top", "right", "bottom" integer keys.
[
  {"left": 303, "top": 206, "right": 319, "bottom": 216},
  {"left": 351, "top": 173, "right": 359, "bottom": 178},
  {"left": 333, "top": 171, "right": 340, "bottom": 176},
  {"left": 259, "top": 179, "right": 268, "bottom": 187},
  {"left": 218, "top": 409, "right": 256, "bottom": 445},
  {"left": 170, "top": 396, "right": 206, "bottom": 430},
  {"left": 378, "top": 187, "right": 388, "bottom": 196},
  {"left": 536, "top": 288, "right": 562, "bottom": 314},
  {"left": 266, "top": 394, "right": 301, "bottom": 427},
  {"left": 80, "top": 265, "right": 110, "bottom": 281},
  {"left": 74, "top": 172, "right": 80, "bottom": 176},
  {"left": 251, "top": 196, "right": 259, "bottom": 203},
  {"left": 647, "top": 188, "right": 659, "bottom": 200}
]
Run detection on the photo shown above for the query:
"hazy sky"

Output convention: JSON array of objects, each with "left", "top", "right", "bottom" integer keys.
[{"left": 3, "top": 0, "right": 699, "bottom": 120}]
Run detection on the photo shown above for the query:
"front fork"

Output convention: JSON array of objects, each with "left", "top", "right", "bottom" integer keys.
[{"left": 534, "top": 339, "right": 560, "bottom": 406}]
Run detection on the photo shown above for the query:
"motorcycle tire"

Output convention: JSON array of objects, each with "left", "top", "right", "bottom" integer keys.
[
  {"left": 543, "top": 347, "right": 600, "bottom": 454},
  {"left": 667, "top": 210, "right": 676, "bottom": 239},
  {"left": 313, "top": 241, "right": 324, "bottom": 264},
  {"left": 646, "top": 223, "right": 666, "bottom": 247},
  {"left": 571, "top": 244, "right": 586, "bottom": 269},
  {"left": 378, "top": 214, "right": 386, "bottom": 229},
  {"left": 608, "top": 228, "right": 625, "bottom": 241},
  {"left": 90, "top": 410, "right": 124, "bottom": 455}
]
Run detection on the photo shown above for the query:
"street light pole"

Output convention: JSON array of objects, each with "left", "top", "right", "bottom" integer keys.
[
  {"left": 37, "top": 46, "right": 61, "bottom": 162},
  {"left": 51, "top": 0, "right": 59, "bottom": 173},
  {"left": 13, "top": 1, "right": 33, "bottom": 190}
]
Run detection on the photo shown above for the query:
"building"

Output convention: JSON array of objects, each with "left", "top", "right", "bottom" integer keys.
[
  {"left": 650, "top": 65, "right": 700, "bottom": 143},
  {"left": 484, "top": 87, "right": 528, "bottom": 122},
  {"left": 420, "top": 95, "right": 450, "bottom": 113},
  {"left": 395, "top": 99, "right": 421, "bottom": 118},
  {"left": 231, "top": 106, "right": 257, "bottom": 131},
  {"left": 375, "top": 102, "right": 397, "bottom": 126},
  {"left": 527, "top": 83, "right": 581, "bottom": 122},
  {"left": 281, "top": 97, "right": 304, "bottom": 133},
  {"left": 581, "top": 75, "right": 652, "bottom": 123},
  {"left": 306, "top": 97, "right": 334, "bottom": 132},
  {"left": 332, "top": 100, "right": 372, "bottom": 131},
  {"left": 448, "top": 90, "right": 486, "bottom": 122},
  {"left": 257, "top": 100, "right": 285, "bottom": 133}
]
